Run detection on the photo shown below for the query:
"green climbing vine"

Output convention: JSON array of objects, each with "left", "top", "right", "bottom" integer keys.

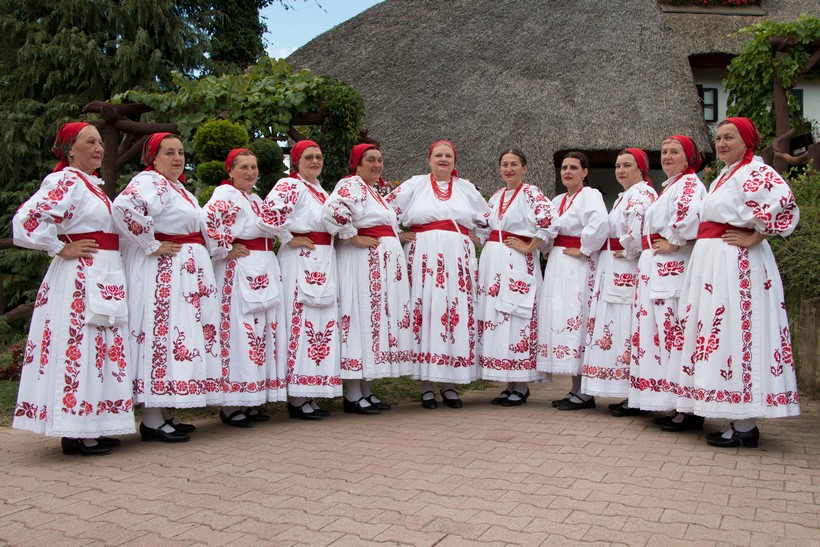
[
  {"left": 117, "top": 57, "right": 365, "bottom": 188},
  {"left": 723, "top": 14, "right": 820, "bottom": 147}
]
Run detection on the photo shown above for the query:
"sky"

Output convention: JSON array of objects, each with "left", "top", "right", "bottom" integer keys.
[{"left": 262, "top": 0, "right": 384, "bottom": 59}]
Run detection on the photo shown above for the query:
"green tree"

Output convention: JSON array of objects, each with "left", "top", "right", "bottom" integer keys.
[
  {"left": 210, "top": 0, "right": 272, "bottom": 74},
  {"left": 0, "top": 0, "right": 213, "bottom": 310}
]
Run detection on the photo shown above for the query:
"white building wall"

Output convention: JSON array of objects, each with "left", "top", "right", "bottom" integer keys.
[{"left": 694, "top": 67, "right": 820, "bottom": 141}]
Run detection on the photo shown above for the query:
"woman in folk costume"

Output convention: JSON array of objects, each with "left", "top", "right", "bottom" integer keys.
[
  {"left": 477, "top": 149, "right": 557, "bottom": 406},
  {"left": 323, "top": 144, "right": 413, "bottom": 415},
  {"left": 202, "top": 148, "right": 288, "bottom": 427},
  {"left": 581, "top": 149, "right": 657, "bottom": 415},
  {"left": 627, "top": 135, "right": 706, "bottom": 431},
  {"left": 265, "top": 140, "right": 342, "bottom": 420},
  {"left": 13, "top": 122, "right": 134, "bottom": 455},
  {"left": 672, "top": 118, "right": 799, "bottom": 448},
  {"left": 536, "top": 151, "right": 608, "bottom": 411},
  {"left": 385, "top": 140, "right": 490, "bottom": 409},
  {"left": 113, "top": 132, "right": 222, "bottom": 443}
]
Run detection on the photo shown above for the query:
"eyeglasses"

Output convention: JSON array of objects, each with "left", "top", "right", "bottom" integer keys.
[{"left": 302, "top": 154, "right": 323, "bottom": 161}]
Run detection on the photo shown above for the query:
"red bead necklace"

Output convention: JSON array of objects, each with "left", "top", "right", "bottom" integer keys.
[
  {"left": 558, "top": 187, "right": 583, "bottom": 216},
  {"left": 497, "top": 183, "right": 524, "bottom": 219},
  {"left": 430, "top": 173, "right": 454, "bottom": 201}
]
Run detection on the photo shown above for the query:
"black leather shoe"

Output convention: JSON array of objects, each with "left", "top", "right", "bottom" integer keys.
[
  {"left": 707, "top": 425, "right": 760, "bottom": 448},
  {"left": 307, "top": 401, "right": 330, "bottom": 417},
  {"left": 243, "top": 408, "right": 271, "bottom": 422},
  {"left": 220, "top": 409, "right": 255, "bottom": 428},
  {"left": 660, "top": 414, "right": 704, "bottom": 432},
  {"left": 166, "top": 419, "right": 196, "bottom": 433},
  {"left": 552, "top": 393, "right": 576, "bottom": 408},
  {"left": 421, "top": 391, "right": 437, "bottom": 409},
  {"left": 440, "top": 389, "right": 463, "bottom": 408},
  {"left": 364, "top": 395, "right": 391, "bottom": 411},
  {"left": 652, "top": 414, "right": 676, "bottom": 426},
  {"left": 287, "top": 402, "right": 323, "bottom": 420},
  {"left": 610, "top": 402, "right": 647, "bottom": 417},
  {"left": 500, "top": 389, "right": 530, "bottom": 407},
  {"left": 556, "top": 396, "right": 596, "bottom": 411},
  {"left": 61, "top": 437, "right": 111, "bottom": 456},
  {"left": 96, "top": 437, "right": 121, "bottom": 448},
  {"left": 608, "top": 399, "right": 629, "bottom": 411},
  {"left": 343, "top": 397, "right": 381, "bottom": 415},
  {"left": 139, "top": 422, "right": 190, "bottom": 443},
  {"left": 491, "top": 390, "right": 512, "bottom": 405}
]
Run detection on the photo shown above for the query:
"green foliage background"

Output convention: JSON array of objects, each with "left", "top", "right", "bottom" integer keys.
[
  {"left": 724, "top": 14, "right": 820, "bottom": 147},
  {"left": 119, "top": 57, "right": 365, "bottom": 190}
]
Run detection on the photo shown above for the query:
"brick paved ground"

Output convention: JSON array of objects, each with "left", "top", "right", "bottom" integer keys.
[{"left": 1, "top": 380, "right": 819, "bottom": 546}]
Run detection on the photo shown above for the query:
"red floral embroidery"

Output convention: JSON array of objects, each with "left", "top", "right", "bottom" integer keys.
[{"left": 656, "top": 260, "right": 685, "bottom": 277}]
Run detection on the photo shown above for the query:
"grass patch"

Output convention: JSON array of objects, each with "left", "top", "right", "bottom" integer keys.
[{"left": 0, "top": 380, "right": 19, "bottom": 427}]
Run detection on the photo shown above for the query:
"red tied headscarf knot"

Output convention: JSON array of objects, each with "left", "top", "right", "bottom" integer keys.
[
  {"left": 668, "top": 135, "right": 702, "bottom": 174},
  {"left": 721, "top": 117, "right": 760, "bottom": 166},
  {"left": 52, "top": 122, "right": 91, "bottom": 173},
  {"left": 289, "top": 139, "right": 321, "bottom": 178},
  {"left": 428, "top": 140, "right": 459, "bottom": 178},
  {"left": 623, "top": 147, "right": 651, "bottom": 183}
]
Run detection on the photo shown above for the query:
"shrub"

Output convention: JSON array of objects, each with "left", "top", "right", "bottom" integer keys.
[
  {"left": 197, "top": 160, "right": 227, "bottom": 187},
  {"left": 192, "top": 120, "right": 249, "bottom": 163},
  {"left": 248, "top": 138, "right": 286, "bottom": 198},
  {"left": 770, "top": 168, "right": 820, "bottom": 303}
]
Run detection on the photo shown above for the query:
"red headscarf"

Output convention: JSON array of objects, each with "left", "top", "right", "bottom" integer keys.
[
  {"left": 225, "top": 148, "right": 252, "bottom": 174},
  {"left": 428, "top": 140, "right": 459, "bottom": 178},
  {"left": 141, "top": 132, "right": 186, "bottom": 182},
  {"left": 667, "top": 135, "right": 702, "bottom": 174},
  {"left": 222, "top": 148, "right": 254, "bottom": 186},
  {"left": 720, "top": 117, "right": 760, "bottom": 166},
  {"left": 622, "top": 147, "right": 651, "bottom": 183},
  {"left": 52, "top": 122, "right": 91, "bottom": 172},
  {"left": 289, "top": 139, "right": 321, "bottom": 178},
  {"left": 348, "top": 143, "right": 386, "bottom": 187}
]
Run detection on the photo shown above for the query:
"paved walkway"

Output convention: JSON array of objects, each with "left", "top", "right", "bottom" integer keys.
[{"left": 1, "top": 380, "right": 819, "bottom": 546}]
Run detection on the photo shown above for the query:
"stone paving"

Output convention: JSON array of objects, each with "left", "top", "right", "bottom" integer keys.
[{"left": 1, "top": 380, "right": 819, "bottom": 546}]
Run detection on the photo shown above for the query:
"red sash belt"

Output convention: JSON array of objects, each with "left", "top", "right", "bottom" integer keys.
[
  {"left": 292, "top": 231, "right": 332, "bottom": 245},
  {"left": 641, "top": 233, "right": 662, "bottom": 251},
  {"left": 553, "top": 235, "right": 582, "bottom": 249},
  {"left": 697, "top": 221, "right": 754, "bottom": 239},
  {"left": 234, "top": 237, "right": 276, "bottom": 251},
  {"left": 357, "top": 225, "right": 396, "bottom": 238},
  {"left": 410, "top": 220, "right": 469, "bottom": 235},
  {"left": 156, "top": 232, "right": 205, "bottom": 245},
  {"left": 60, "top": 231, "right": 119, "bottom": 250},
  {"left": 488, "top": 231, "right": 532, "bottom": 244},
  {"left": 608, "top": 238, "right": 624, "bottom": 251}
]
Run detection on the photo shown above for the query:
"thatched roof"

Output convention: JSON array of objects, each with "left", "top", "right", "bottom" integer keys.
[{"left": 289, "top": 0, "right": 818, "bottom": 194}]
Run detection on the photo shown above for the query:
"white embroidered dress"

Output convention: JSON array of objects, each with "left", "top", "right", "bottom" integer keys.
[
  {"left": 582, "top": 182, "right": 657, "bottom": 396},
  {"left": 113, "top": 171, "right": 223, "bottom": 408},
  {"left": 673, "top": 158, "right": 800, "bottom": 419},
  {"left": 477, "top": 184, "right": 558, "bottom": 382},
  {"left": 536, "top": 187, "right": 608, "bottom": 375},
  {"left": 12, "top": 168, "right": 135, "bottom": 437},
  {"left": 627, "top": 173, "right": 706, "bottom": 411},
  {"left": 324, "top": 175, "right": 413, "bottom": 379},
  {"left": 385, "top": 175, "right": 490, "bottom": 383},
  {"left": 203, "top": 184, "right": 288, "bottom": 405},
  {"left": 265, "top": 175, "right": 343, "bottom": 398}
]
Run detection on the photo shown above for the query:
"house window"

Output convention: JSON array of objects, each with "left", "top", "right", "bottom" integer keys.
[
  {"left": 789, "top": 89, "right": 804, "bottom": 117},
  {"left": 697, "top": 85, "right": 718, "bottom": 123}
]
